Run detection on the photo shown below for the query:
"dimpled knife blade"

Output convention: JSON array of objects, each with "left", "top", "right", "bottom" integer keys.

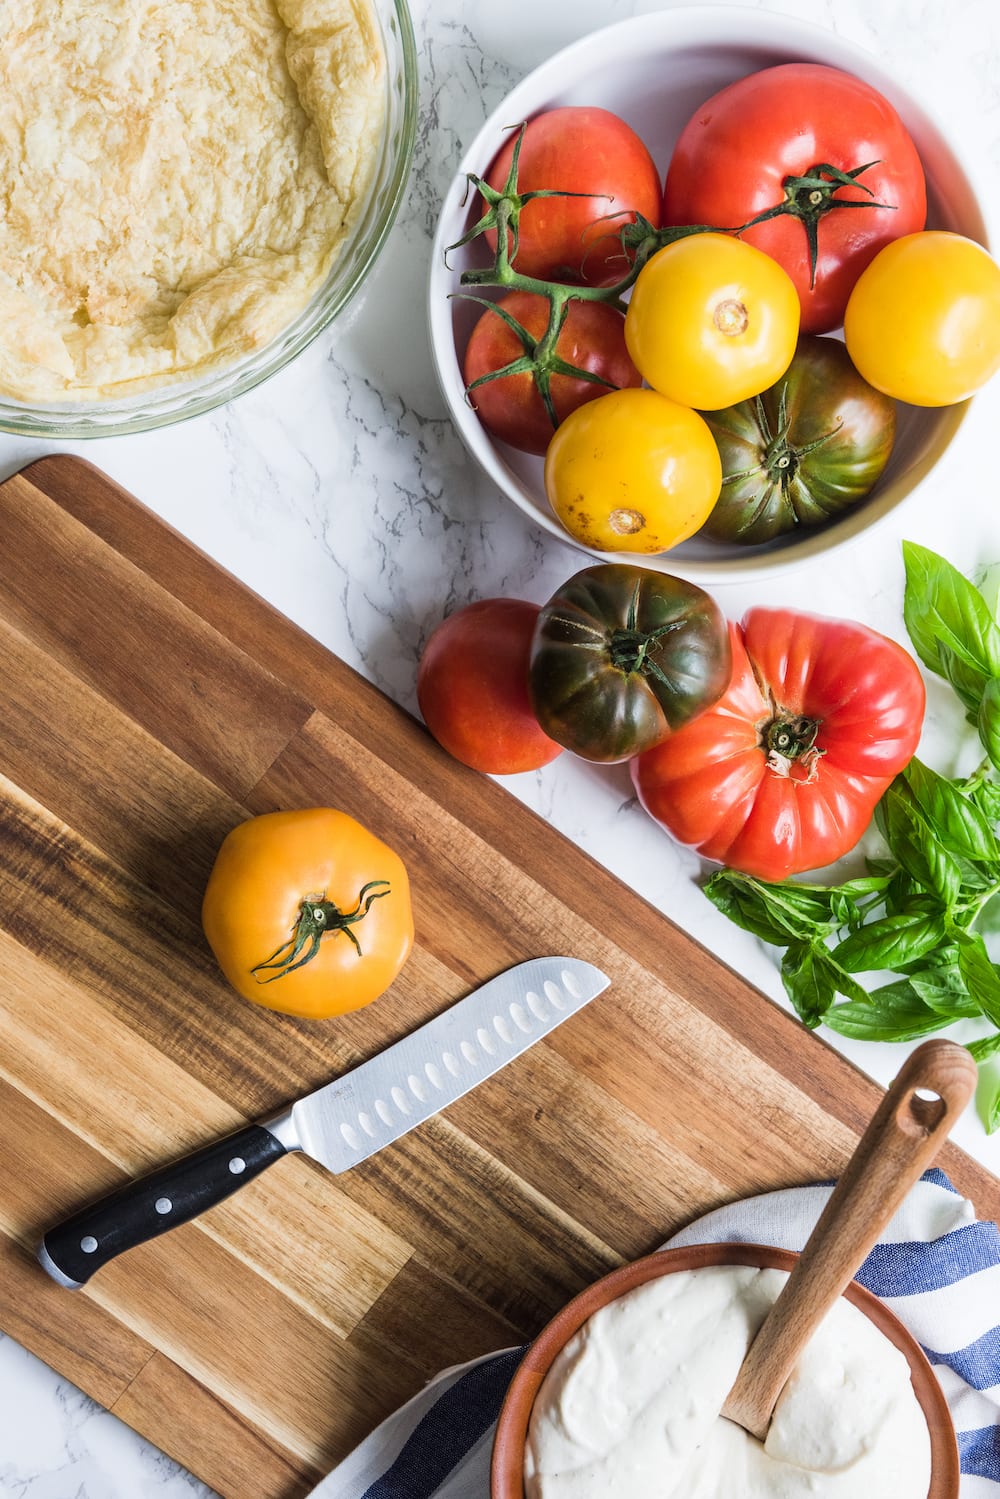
[{"left": 38, "top": 956, "right": 610, "bottom": 1288}]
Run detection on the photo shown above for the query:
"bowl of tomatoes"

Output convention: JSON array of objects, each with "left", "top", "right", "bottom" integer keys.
[{"left": 428, "top": 6, "right": 996, "bottom": 584}]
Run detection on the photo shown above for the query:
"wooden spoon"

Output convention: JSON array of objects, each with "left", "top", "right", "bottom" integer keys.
[{"left": 721, "top": 1038, "right": 978, "bottom": 1441}]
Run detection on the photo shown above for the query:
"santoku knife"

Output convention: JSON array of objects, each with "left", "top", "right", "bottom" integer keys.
[{"left": 38, "top": 955, "right": 609, "bottom": 1288}]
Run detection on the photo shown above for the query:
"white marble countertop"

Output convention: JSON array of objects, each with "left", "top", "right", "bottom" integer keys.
[{"left": 3, "top": 0, "right": 1000, "bottom": 1493}]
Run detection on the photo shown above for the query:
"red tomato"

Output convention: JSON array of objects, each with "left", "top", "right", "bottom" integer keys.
[
  {"left": 417, "top": 599, "right": 563, "bottom": 775},
  {"left": 662, "top": 64, "right": 927, "bottom": 334},
  {"left": 485, "top": 106, "right": 661, "bottom": 284},
  {"left": 631, "top": 608, "right": 925, "bottom": 880},
  {"left": 463, "top": 291, "right": 641, "bottom": 455}
]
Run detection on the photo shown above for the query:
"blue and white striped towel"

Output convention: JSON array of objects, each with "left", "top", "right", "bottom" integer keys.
[{"left": 311, "top": 1169, "right": 1000, "bottom": 1498}]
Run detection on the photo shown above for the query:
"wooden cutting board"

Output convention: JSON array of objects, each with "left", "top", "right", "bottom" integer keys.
[{"left": 1, "top": 455, "right": 997, "bottom": 1498}]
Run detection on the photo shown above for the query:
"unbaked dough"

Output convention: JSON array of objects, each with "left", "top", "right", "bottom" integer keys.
[{"left": 0, "top": 0, "right": 385, "bottom": 401}]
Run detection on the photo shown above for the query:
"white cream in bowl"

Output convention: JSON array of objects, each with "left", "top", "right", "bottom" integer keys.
[{"left": 524, "top": 1264, "right": 931, "bottom": 1498}]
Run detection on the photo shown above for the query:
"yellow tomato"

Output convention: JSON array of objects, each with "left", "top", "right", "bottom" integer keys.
[
  {"left": 844, "top": 231, "right": 1000, "bottom": 406},
  {"left": 543, "top": 387, "right": 722, "bottom": 554},
  {"left": 624, "top": 233, "right": 800, "bottom": 409},
  {"left": 202, "top": 808, "right": 413, "bottom": 1020}
]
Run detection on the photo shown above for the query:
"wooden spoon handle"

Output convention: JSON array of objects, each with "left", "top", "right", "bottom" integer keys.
[{"left": 722, "top": 1038, "right": 977, "bottom": 1441}]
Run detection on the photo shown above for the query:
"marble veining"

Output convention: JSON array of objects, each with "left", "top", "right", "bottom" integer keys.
[{"left": 2, "top": 0, "right": 1000, "bottom": 1492}]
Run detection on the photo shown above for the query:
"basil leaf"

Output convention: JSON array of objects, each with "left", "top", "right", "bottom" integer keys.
[
  {"left": 875, "top": 786, "right": 962, "bottom": 907},
  {"left": 896, "top": 944, "right": 960, "bottom": 975},
  {"left": 968, "top": 1032, "right": 1000, "bottom": 1063},
  {"left": 974, "top": 1054, "right": 1000, "bottom": 1134},
  {"left": 902, "top": 541, "right": 1000, "bottom": 686},
  {"left": 796, "top": 874, "right": 893, "bottom": 899},
  {"left": 901, "top": 757, "right": 1000, "bottom": 862},
  {"left": 938, "top": 643, "right": 992, "bottom": 717},
  {"left": 703, "top": 871, "right": 829, "bottom": 944},
  {"left": 781, "top": 941, "right": 836, "bottom": 1027},
  {"left": 969, "top": 775, "right": 1000, "bottom": 823},
  {"left": 831, "top": 890, "right": 861, "bottom": 930},
  {"left": 768, "top": 885, "right": 848, "bottom": 925},
  {"left": 794, "top": 875, "right": 893, "bottom": 931},
  {"left": 907, "top": 966, "right": 982, "bottom": 1019},
  {"left": 823, "top": 981, "right": 951, "bottom": 1042},
  {"left": 955, "top": 930, "right": 1000, "bottom": 1027},
  {"left": 702, "top": 872, "right": 800, "bottom": 944},
  {"left": 883, "top": 868, "right": 922, "bottom": 915},
  {"left": 831, "top": 907, "right": 949, "bottom": 973},
  {"left": 979, "top": 679, "right": 1000, "bottom": 773}
]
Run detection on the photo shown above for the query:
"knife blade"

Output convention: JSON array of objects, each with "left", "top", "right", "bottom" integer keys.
[{"left": 37, "top": 955, "right": 609, "bottom": 1289}]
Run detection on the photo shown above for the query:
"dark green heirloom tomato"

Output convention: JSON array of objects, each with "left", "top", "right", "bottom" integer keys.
[
  {"left": 528, "top": 564, "right": 732, "bottom": 763},
  {"left": 700, "top": 335, "right": 896, "bottom": 545}
]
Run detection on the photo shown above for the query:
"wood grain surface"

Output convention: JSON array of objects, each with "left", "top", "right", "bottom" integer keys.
[{"left": 0, "top": 455, "right": 997, "bottom": 1498}]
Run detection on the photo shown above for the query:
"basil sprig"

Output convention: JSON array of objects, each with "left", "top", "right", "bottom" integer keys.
[{"left": 705, "top": 542, "right": 1000, "bottom": 1131}]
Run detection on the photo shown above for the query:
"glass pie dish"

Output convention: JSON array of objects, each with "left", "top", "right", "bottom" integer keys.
[{"left": 0, "top": 0, "right": 418, "bottom": 439}]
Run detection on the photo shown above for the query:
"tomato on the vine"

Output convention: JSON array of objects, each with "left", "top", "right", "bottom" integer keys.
[
  {"left": 417, "top": 599, "right": 563, "bottom": 774},
  {"left": 484, "top": 106, "right": 661, "bottom": 285},
  {"left": 631, "top": 608, "right": 925, "bottom": 880},
  {"left": 462, "top": 291, "right": 641, "bottom": 455},
  {"left": 543, "top": 387, "right": 723, "bottom": 554},
  {"left": 662, "top": 64, "right": 927, "bottom": 335},
  {"left": 624, "top": 233, "right": 800, "bottom": 409},
  {"left": 701, "top": 335, "right": 897, "bottom": 544},
  {"left": 844, "top": 232, "right": 1000, "bottom": 406}
]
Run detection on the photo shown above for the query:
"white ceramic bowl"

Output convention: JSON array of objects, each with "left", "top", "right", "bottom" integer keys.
[{"left": 428, "top": 7, "right": 988, "bottom": 585}]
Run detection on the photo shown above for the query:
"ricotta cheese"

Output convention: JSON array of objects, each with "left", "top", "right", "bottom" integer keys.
[
  {"left": 0, "top": 0, "right": 385, "bottom": 401},
  {"left": 525, "top": 1264, "right": 932, "bottom": 1499}
]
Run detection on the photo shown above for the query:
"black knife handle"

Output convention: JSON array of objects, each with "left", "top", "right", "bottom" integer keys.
[{"left": 37, "top": 1124, "right": 288, "bottom": 1288}]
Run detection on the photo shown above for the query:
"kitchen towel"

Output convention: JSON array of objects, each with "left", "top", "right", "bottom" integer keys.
[{"left": 311, "top": 1168, "right": 1000, "bottom": 1498}]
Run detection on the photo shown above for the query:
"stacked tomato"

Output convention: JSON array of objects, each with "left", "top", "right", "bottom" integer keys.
[
  {"left": 457, "top": 65, "right": 1000, "bottom": 553},
  {"left": 417, "top": 559, "right": 926, "bottom": 880}
]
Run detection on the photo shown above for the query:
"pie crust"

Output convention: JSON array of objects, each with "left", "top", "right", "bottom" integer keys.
[{"left": 0, "top": 0, "right": 386, "bottom": 402}]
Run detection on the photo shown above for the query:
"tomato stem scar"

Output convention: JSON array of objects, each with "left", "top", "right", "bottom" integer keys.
[{"left": 250, "top": 880, "right": 392, "bottom": 982}]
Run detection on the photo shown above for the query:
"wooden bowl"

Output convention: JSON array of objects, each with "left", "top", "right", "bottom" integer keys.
[{"left": 491, "top": 1241, "right": 959, "bottom": 1499}]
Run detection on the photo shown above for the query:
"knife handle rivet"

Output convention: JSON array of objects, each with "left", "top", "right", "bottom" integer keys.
[
  {"left": 80, "top": 1235, "right": 98, "bottom": 1254},
  {"left": 155, "top": 1197, "right": 172, "bottom": 1215},
  {"left": 228, "top": 1157, "right": 246, "bottom": 1174}
]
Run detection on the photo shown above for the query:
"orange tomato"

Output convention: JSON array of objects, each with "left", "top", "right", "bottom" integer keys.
[
  {"left": 202, "top": 809, "right": 413, "bottom": 1020},
  {"left": 844, "top": 231, "right": 1000, "bottom": 405}
]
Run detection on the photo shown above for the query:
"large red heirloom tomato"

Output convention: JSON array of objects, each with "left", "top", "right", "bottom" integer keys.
[
  {"left": 631, "top": 608, "right": 925, "bottom": 880},
  {"left": 661, "top": 64, "right": 927, "bottom": 334}
]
